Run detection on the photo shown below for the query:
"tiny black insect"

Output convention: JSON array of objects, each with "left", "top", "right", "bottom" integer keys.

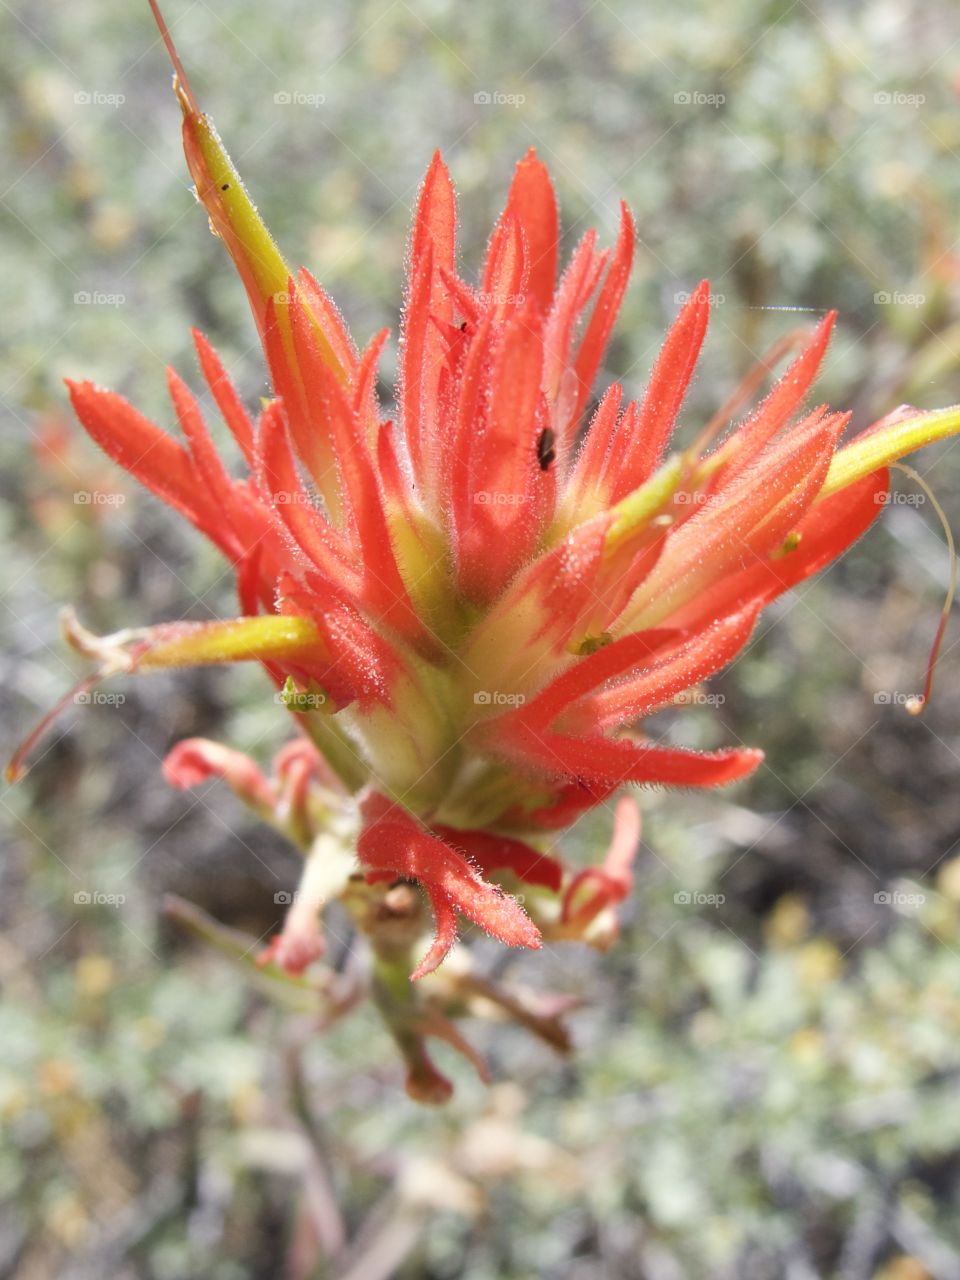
[
  {"left": 220, "top": 183, "right": 230, "bottom": 191},
  {"left": 536, "top": 427, "right": 557, "bottom": 471}
]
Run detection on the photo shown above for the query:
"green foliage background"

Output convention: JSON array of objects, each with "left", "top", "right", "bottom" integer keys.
[{"left": 3, "top": 0, "right": 960, "bottom": 1276}]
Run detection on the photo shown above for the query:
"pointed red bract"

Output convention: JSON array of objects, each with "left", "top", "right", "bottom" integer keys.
[
  {"left": 607, "top": 280, "right": 711, "bottom": 499},
  {"left": 192, "top": 330, "right": 256, "bottom": 465},
  {"left": 432, "top": 826, "right": 563, "bottom": 892},
  {"left": 403, "top": 152, "right": 456, "bottom": 501},
  {"left": 503, "top": 149, "right": 558, "bottom": 313},
  {"left": 562, "top": 795, "right": 640, "bottom": 929},
  {"left": 357, "top": 794, "right": 542, "bottom": 979},
  {"left": 163, "top": 738, "right": 276, "bottom": 810},
  {"left": 570, "top": 203, "right": 635, "bottom": 431}
]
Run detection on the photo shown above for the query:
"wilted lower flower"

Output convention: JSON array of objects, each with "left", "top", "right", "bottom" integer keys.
[{"left": 13, "top": 10, "right": 960, "bottom": 1098}]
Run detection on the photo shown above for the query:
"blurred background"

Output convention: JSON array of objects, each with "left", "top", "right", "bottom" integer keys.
[{"left": 3, "top": 0, "right": 960, "bottom": 1276}]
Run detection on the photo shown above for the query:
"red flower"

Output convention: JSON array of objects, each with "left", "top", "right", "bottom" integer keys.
[{"left": 15, "top": 30, "right": 960, "bottom": 982}]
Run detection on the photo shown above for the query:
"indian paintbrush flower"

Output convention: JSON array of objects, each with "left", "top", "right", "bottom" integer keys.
[{"left": 12, "top": 4, "right": 960, "bottom": 1098}]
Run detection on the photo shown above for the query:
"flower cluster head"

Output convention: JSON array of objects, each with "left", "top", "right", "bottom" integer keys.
[{"left": 14, "top": 9, "right": 960, "bottom": 1098}]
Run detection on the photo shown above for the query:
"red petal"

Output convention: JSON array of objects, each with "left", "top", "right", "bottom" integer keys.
[
  {"left": 505, "top": 780, "right": 617, "bottom": 832},
  {"left": 565, "top": 383, "right": 624, "bottom": 506},
  {"left": 456, "top": 307, "right": 546, "bottom": 601},
  {"left": 505, "top": 149, "right": 558, "bottom": 314},
  {"left": 562, "top": 794, "right": 639, "bottom": 925},
  {"left": 276, "top": 579, "right": 403, "bottom": 711},
  {"left": 513, "top": 628, "right": 682, "bottom": 729},
  {"left": 296, "top": 266, "right": 360, "bottom": 383},
  {"left": 570, "top": 203, "right": 635, "bottom": 430},
  {"left": 449, "top": 311, "right": 496, "bottom": 548},
  {"left": 432, "top": 826, "right": 563, "bottom": 892},
  {"left": 499, "top": 727, "right": 763, "bottom": 789},
  {"left": 410, "top": 890, "right": 460, "bottom": 981},
  {"left": 403, "top": 152, "right": 456, "bottom": 492},
  {"left": 66, "top": 379, "right": 221, "bottom": 542},
  {"left": 192, "top": 329, "right": 257, "bottom": 466},
  {"left": 255, "top": 401, "right": 360, "bottom": 598},
  {"left": 667, "top": 467, "right": 889, "bottom": 632},
  {"left": 263, "top": 293, "right": 339, "bottom": 503},
  {"left": 627, "top": 409, "right": 849, "bottom": 629},
  {"left": 163, "top": 737, "right": 276, "bottom": 810},
  {"left": 608, "top": 280, "right": 711, "bottom": 499},
  {"left": 482, "top": 212, "right": 526, "bottom": 318},
  {"left": 572, "top": 606, "right": 760, "bottom": 732},
  {"left": 166, "top": 368, "right": 240, "bottom": 515},
  {"left": 462, "top": 512, "right": 610, "bottom": 676},
  {"left": 287, "top": 300, "right": 426, "bottom": 645},
  {"left": 710, "top": 311, "right": 835, "bottom": 483},
  {"left": 358, "top": 795, "right": 541, "bottom": 979},
  {"left": 352, "top": 327, "right": 390, "bottom": 445},
  {"left": 543, "top": 229, "right": 604, "bottom": 414}
]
